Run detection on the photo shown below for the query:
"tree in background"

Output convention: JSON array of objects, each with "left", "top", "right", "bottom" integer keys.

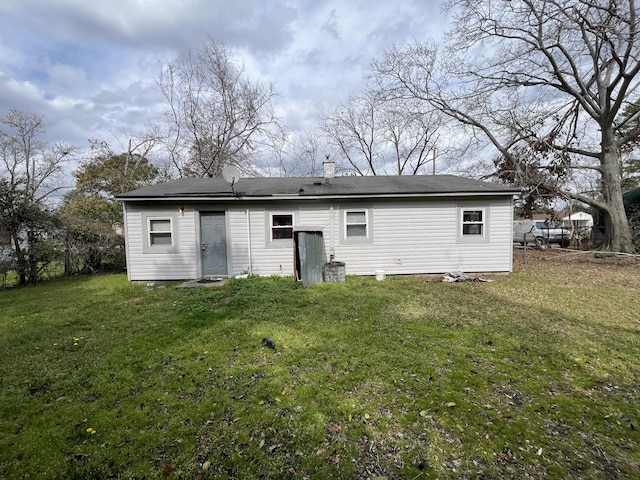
[
  {"left": 291, "top": 130, "right": 323, "bottom": 177},
  {"left": 0, "top": 179, "right": 60, "bottom": 284},
  {"left": 158, "top": 38, "right": 283, "bottom": 178},
  {"left": 76, "top": 138, "right": 162, "bottom": 198},
  {"left": 58, "top": 189, "right": 124, "bottom": 275},
  {"left": 59, "top": 139, "right": 162, "bottom": 274},
  {"left": 0, "top": 109, "right": 73, "bottom": 284},
  {"left": 616, "top": 98, "right": 640, "bottom": 247},
  {"left": 373, "top": 0, "right": 640, "bottom": 253},
  {"left": 616, "top": 98, "right": 640, "bottom": 191},
  {"left": 321, "top": 88, "right": 445, "bottom": 176}
]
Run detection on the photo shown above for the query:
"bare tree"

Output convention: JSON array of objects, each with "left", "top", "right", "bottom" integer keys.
[
  {"left": 157, "top": 38, "right": 283, "bottom": 178},
  {"left": 373, "top": 0, "right": 640, "bottom": 253},
  {"left": 0, "top": 109, "right": 74, "bottom": 284},
  {"left": 0, "top": 109, "right": 73, "bottom": 203},
  {"left": 321, "top": 89, "right": 444, "bottom": 175},
  {"left": 254, "top": 129, "right": 324, "bottom": 178},
  {"left": 291, "top": 130, "right": 323, "bottom": 177}
]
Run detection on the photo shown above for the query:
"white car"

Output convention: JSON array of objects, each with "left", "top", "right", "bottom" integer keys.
[
  {"left": 513, "top": 220, "right": 546, "bottom": 248},
  {"left": 535, "top": 221, "right": 572, "bottom": 248}
]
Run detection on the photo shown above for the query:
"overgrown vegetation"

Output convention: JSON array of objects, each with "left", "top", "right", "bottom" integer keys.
[
  {"left": 1, "top": 255, "right": 639, "bottom": 479},
  {"left": 0, "top": 112, "right": 161, "bottom": 286}
]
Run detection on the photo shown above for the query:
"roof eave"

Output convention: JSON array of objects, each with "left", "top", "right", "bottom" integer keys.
[{"left": 118, "top": 191, "right": 518, "bottom": 202}]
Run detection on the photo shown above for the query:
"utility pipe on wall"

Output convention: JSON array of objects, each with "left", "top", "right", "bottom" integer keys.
[
  {"left": 246, "top": 209, "right": 253, "bottom": 275},
  {"left": 329, "top": 204, "right": 335, "bottom": 260}
]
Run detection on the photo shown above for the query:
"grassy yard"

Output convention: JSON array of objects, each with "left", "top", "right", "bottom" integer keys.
[{"left": 0, "top": 251, "right": 639, "bottom": 479}]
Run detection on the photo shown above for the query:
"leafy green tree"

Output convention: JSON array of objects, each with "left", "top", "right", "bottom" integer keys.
[
  {"left": 76, "top": 139, "right": 161, "bottom": 199},
  {"left": 621, "top": 159, "right": 640, "bottom": 191},
  {"left": 0, "top": 179, "right": 63, "bottom": 284},
  {"left": 58, "top": 190, "right": 124, "bottom": 274},
  {"left": 59, "top": 140, "right": 162, "bottom": 274}
]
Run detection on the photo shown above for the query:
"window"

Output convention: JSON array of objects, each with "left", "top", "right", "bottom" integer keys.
[
  {"left": 142, "top": 213, "right": 178, "bottom": 254},
  {"left": 346, "top": 210, "right": 367, "bottom": 237},
  {"left": 271, "top": 214, "right": 293, "bottom": 240},
  {"left": 149, "top": 219, "right": 173, "bottom": 246},
  {"left": 340, "top": 206, "right": 373, "bottom": 244},
  {"left": 461, "top": 209, "right": 484, "bottom": 236}
]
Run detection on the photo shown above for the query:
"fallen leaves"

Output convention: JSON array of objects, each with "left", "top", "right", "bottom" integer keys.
[{"left": 326, "top": 422, "right": 342, "bottom": 434}]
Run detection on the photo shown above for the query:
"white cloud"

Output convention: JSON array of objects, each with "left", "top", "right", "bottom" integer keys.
[
  {"left": 0, "top": 0, "right": 449, "bottom": 149},
  {"left": 46, "top": 63, "right": 87, "bottom": 90},
  {"left": 0, "top": 73, "right": 42, "bottom": 100}
]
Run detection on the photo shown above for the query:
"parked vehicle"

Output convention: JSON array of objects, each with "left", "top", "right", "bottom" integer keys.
[
  {"left": 513, "top": 220, "right": 546, "bottom": 248},
  {"left": 535, "top": 221, "right": 572, "bottom": 248}
]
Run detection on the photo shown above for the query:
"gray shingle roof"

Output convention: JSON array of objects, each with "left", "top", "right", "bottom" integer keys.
[{"left": 117, "top": 175, "right": 518, "bottom": 200}]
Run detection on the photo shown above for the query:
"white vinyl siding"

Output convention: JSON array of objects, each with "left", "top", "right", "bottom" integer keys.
[
  {"left": 332, "top": 199, "right": 511, "bottom": 275},
  {"left": 239, "top": 204, "right": 330, "bottom": 277},
  {"left": 226, "top": 208, "right": 250, "bottom": 276},
  {"left": 121, "top": 196, "right": 514, "bottom": 281},
  {"left": 124, "top": 205, "right": 196, "bottom": 280}
]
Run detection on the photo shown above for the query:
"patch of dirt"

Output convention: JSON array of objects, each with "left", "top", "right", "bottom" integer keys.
[
  {"left": 353, "top": 434, "right": 405, "bottom": 478},
  {"left": 513, "top": 246, "right": 640, "bottom": 271},
  {"left": 512, "top": 246, "right": 640, "bottom": 290},
  {"left": 514, "top": 246, "right": 640, "bottom": 267}
]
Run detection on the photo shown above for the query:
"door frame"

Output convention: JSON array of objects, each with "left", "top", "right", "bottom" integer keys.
[{"left": 197, "top": 210, "right": 230, "bottom": 277}]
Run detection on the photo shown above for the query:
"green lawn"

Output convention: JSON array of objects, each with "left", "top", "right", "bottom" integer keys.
[{"left": 1, "top": 255, "right": 639, "bottom": 479}]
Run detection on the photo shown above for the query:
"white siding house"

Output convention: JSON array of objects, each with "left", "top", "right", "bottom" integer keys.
[{"left": 117, "top": 166, "right": 518, "bottom": 281}]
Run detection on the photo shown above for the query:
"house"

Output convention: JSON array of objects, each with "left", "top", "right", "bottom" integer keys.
[
  {"left": 116, "top": 161, "right": 519, "bottom": 282},
  {"left": 561, "top": 211, "right": 594, "bottom": 229}
]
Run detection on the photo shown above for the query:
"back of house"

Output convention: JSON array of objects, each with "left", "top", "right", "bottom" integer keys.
[{"left": 116, "top": 166, "right": 518, "bottom": 281}]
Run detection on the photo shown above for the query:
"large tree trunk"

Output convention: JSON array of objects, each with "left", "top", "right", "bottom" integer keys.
[{"left": 600, "top": 128, "right": 635, "bottom": 253}]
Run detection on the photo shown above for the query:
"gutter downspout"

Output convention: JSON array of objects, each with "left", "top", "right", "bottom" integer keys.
[
  {"left": 246, "top": 209, "right": 253, "bottom": 275},
  {"left": 122, "top": 202, "right": 131, "bottom": 281},
  {"left": 329, "top": 203, "right": 335, "bottom": 260}
]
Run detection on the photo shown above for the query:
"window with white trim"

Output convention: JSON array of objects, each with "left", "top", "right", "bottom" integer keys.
[
  {"left": 149, "top": 218, "right": 173, "bottom": 246},
  {"left": 346, "top": 210, "right": 367, "bottom": 238},
  {"left": 461, "top": 209, "right": 484, "bottom": 236},
  {"left": 142, "top": 212, "right": 179, "bottom": 253},
  {"left": 271, "top": 214, "right": 293, "bottom": 240},
  {"left": 340, "top": 206, "right": 373, "bottom": 244}
]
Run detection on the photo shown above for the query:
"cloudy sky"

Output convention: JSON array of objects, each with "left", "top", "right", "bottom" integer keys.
[{"left": 0, "top": 0, "right": 448, "bottom": 151}]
